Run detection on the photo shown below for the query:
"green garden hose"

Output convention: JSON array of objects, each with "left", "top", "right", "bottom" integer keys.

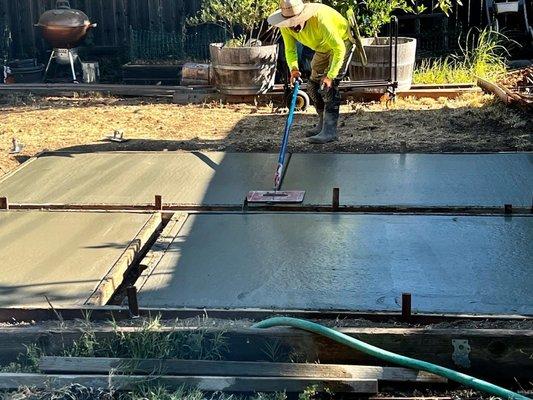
[{"left": 253, "top": 317, "right": 530, "bottom": 400}]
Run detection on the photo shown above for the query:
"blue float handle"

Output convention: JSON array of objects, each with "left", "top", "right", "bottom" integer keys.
[{"left": 274, "top": 81, "right": 300, "bottom": 191}]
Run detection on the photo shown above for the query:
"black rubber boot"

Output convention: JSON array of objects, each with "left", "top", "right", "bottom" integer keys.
[
  {"left": 308, "top": 110, "right": 339, "bottom": 144},
  {"left": 305, "top": 80, "right": 325, "bottom": 137},
  {"left": 306, "top": 111, "right": 324, "bottom": 137},
  {"left": 309, "top": 84, "right": 340, "bottom": 144}
]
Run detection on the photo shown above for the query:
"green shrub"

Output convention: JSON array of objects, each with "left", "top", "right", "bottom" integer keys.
[
  {"left": 326, "top": 0, "right": 461, "bottom": 37},
  {"left": 187, "top": 0, "right": 278, "bottom": 46}
]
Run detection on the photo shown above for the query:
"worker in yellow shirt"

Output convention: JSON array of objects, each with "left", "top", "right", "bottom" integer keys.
[{"left": 269, "top": 0, "right": 365, "bottom": 144}]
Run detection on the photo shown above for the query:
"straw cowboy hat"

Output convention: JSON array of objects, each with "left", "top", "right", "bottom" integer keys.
[{"left": 268, "top": 0, "right": 321, "bottom": 28}]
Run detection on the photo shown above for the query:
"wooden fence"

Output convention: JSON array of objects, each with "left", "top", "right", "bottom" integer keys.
[
  {"left": 1, "top": 0, "right": 488, "bottom": 60},
  {"left": 0, "top": 0, "right": 203, "bottom": 58}
]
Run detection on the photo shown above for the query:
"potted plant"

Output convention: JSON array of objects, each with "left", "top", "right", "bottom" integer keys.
[
  {"left": 327, "top": 0, "right": 458, "bottom": 91},
  {"left": 187, "top": 0, "right": 280, "bottom": 95}
]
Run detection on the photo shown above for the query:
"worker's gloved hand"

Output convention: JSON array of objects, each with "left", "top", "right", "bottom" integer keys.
[
  {"left": 290, "top": 69, "right": 303, "bottom": 86},
  {"left": 320, "top": 77, "right": 333, "bottom": 91}
]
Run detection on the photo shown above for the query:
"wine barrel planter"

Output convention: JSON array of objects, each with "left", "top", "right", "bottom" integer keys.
[
  {"left": 210, "top": 43, "right": 278, "bottom": 95},
  {"left": 122, "top": 62, "right": 183, "bottom": 85},
  {"left": 349, "top": 37, "right": 417, "bottom": 91}
]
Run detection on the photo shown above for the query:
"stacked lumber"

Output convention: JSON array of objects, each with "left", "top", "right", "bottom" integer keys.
[
  {"left": 0, "top": 358, "right": 447, "bottom": 394},
  {"left": 478, "top": 68, "right": 533, "bottom": 110}
]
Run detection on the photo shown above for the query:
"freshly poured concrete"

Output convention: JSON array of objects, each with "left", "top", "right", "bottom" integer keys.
[
  {"left": 0, "top": 211, "right": 154, "bottom": 307},
  {"left": 138, "top": 213, "right": 533, "bottom": 315},
  {"left": 283, "top": 153, "right": 533, "bottom": 207},
  {"left": 0, "top": 152, "right": 278, "bottom": 206}
]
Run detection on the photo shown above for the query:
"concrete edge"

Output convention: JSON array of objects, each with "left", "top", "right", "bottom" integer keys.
[
  {"left": 85, "top": 212, "right": 163, "bottom": 306},
  {"left": 134, "top": 212, "right": 190, "bottom": 296}
]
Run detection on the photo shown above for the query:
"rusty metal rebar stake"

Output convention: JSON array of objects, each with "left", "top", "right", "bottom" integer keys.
[
  {"left": 402, "top": 293, "right": 412, "bottom": 320},
  {"left": 332, "top": 188, "right": 340, "bottom": 211},
  {"left": 155, "top": 195, "right": 163, "bottom": 211}
]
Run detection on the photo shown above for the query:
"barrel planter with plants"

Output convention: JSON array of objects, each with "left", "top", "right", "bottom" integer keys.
[
  {"left": 209, "top": 43, "right": 278, "bottom": 95},
  {"left": 350, "top": 37, "right": 417, "bottom": 91},
  {"left": 188, "top": 0, "right": 280, "bottom": 96},
  {"left": 329, "top": 0, "right": 458, "bottom": 92}
]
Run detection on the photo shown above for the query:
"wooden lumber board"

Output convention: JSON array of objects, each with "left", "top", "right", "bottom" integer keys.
[
  {"left": 477, "top": 77, "right": 513, "bottom": 104},
  {"left": 0, "top": 373, "right": 378, "bottom": 393},
  {"left": 0, "top": 84, "right": 215, "bottom": 98},
  {"left": 397, "top": 87, "right": 482, "bottom": 99},
  {"left": 1, "top": 326, "right": 531, "bottom": 382},
  {"left": 0, "top": 306, "right": 530, "bottom": 324},
  {"left": 6, "top": 202, "right": 530, "bottom": 215},
  {"left": 38, "top": 357, "right": 445, "bottom": 383},
  {"left": 85, "top": 213, "right": 163, "bottom": 306},
  {"left": 369, "top": 398, "right": 452, "bottom": 400}
]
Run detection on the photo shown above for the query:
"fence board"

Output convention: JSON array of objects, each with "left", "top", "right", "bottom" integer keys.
[{"left": 2, "top": 0, "right": 484, "bottom": 60}]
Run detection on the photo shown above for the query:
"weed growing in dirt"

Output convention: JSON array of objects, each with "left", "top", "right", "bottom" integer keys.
[
  {"left": 118, "top": 386, "right": 288, "bottom": 400},
  {"left": 0, "top": 344, "right": 42, "bottom": 373},
  {"left": 413, "top": 27, "right": 512, "bottom": 84},
  {"left": 62, "top": 315, "right": 229, "bottom": 360}
]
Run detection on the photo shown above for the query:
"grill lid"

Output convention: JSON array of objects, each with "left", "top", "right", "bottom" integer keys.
[{"left": 37, "top": 1, "right": 90, "bottom": 28}]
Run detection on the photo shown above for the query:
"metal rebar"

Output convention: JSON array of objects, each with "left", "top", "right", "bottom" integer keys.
[{"left": 402, "top": 293, "right": 412, "bottom": 320}]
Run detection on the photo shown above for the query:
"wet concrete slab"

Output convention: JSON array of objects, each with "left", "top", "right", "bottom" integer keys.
[
  {"left": 0, "top": 211, "right": 156, "bottom": 308},
  {"left": 137, "top": 213, "right": 533, "bottom": 315},
  {"left": 0, "top": 152, "right": 278, "bottom": 206},
  {"left": 283, "top": 153, "right": 533, "bottom": 207}
]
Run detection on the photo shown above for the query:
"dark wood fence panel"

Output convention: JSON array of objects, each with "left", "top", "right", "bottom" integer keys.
[
  {"left": 0, "top": 0, "right": 203, "bottom": 58},
  {"left": 0, "top": 0, "right": 487, "bottom": 59}
]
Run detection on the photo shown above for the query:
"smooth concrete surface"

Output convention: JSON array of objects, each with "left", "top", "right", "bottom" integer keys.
[
  {"left": 0, "top": 152, "right": 278, "bottom": 206},
  {"left": 0, "top": 211, "right": 154, "bottom": 307},
  {"left": 283, "top": 153, "right": 533, "bottom": 207},
  {"left": 138, "top": 213, "right": 533, "bottom": 315}
]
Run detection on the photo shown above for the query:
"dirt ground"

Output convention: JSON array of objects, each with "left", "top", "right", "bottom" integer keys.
[{"left": 0, "top": 92, "right": 531, "bottom": 176}]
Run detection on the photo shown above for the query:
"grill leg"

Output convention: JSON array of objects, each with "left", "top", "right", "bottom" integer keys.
[
  {"left": 68, "top": 50, "right": 77, "bottom": 83},
  {"left": 43, "top": 50, "right": 55, "bottom": 82}
]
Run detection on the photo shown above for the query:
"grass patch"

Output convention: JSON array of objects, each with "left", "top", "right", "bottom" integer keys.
[
  {"left": 119, "top": 387, "right": 289, "bottom": 400},
  {"left": 1, "top": 385, "right": 289, "bottom": 400},
  {"left": 63, "top": 316, "right": 229, "bottom": 360},
  {"left": 413, "top": 28, "right": 512, "bottom": 84},
  {"left": 0, "top": 344, "right": 42, "bottom": 373},
  {"left": 0, "top": 316, "right": 229, "bottom": 375}
]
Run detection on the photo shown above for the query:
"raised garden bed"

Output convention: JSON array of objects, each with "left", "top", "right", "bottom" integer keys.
[{"left": 122, "top": 62, "right": 183, "bottom": 85}]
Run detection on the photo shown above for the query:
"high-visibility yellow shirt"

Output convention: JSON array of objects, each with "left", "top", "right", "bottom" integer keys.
[{"left": 280, "top": 3, "right": 350, "bottom": 79}]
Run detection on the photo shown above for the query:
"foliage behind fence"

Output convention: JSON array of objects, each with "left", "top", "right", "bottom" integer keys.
[
  {"left": 0, "top": 0, "right": 225, "bottom": 61},
  {"left": 0, "top": 0, "right": 489, "bottom": 61}
]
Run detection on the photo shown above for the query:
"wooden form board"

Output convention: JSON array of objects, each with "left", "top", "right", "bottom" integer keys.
[
  {"left": 1, "top": 325, "right": 531, "bottom": 382},
  {"left": 0, "top": 373, "right": 378, "bottom": 393},
  {"left": 38, "top": 357, "right": 446, "bottom": 383}
]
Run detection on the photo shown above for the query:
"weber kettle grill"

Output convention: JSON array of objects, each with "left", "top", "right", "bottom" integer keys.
[{"left": 36, "top": 0, "right": 97, "bottom": 82}]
